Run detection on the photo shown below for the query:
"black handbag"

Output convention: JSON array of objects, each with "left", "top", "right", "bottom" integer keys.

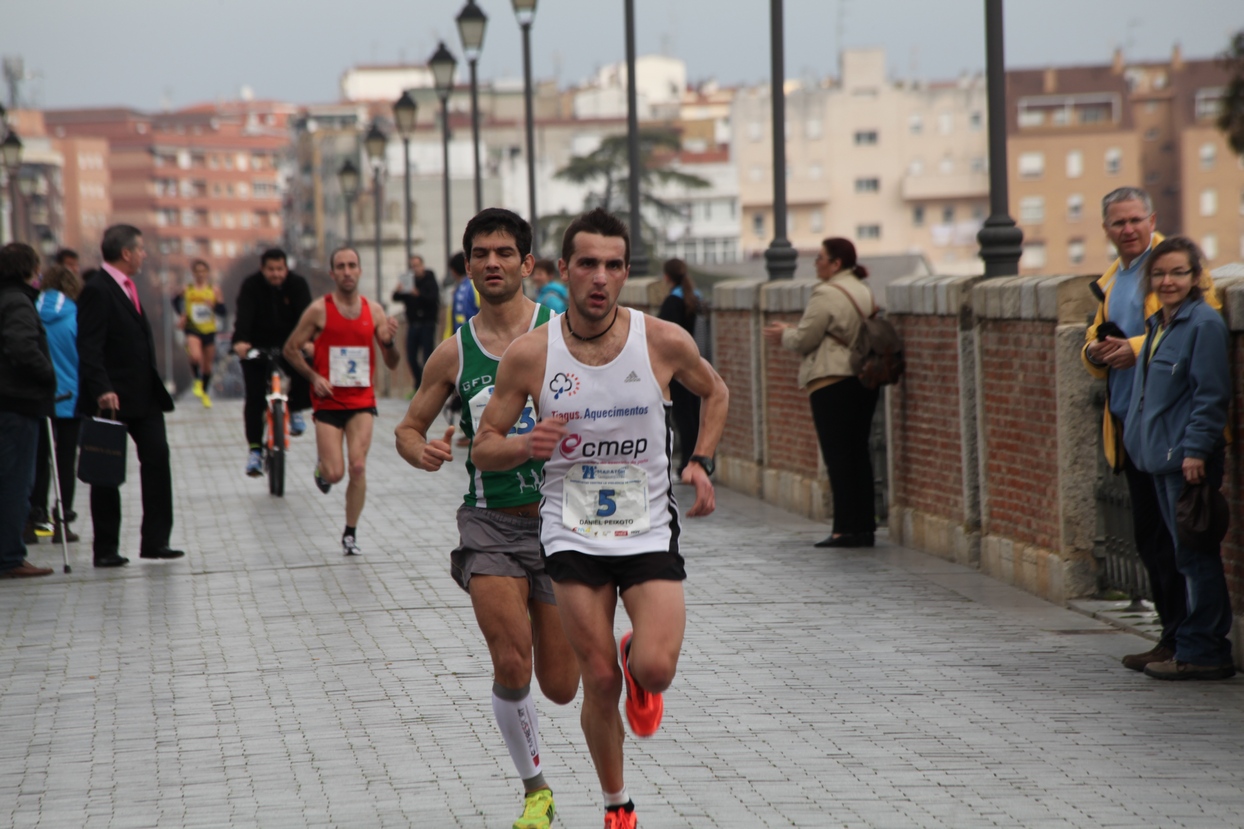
[{"left": 77, "top": 414, "right": 127, "bottom": 487}]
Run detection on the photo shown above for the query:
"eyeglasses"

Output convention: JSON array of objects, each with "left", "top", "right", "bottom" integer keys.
[{"left": 1150, "top": 268, "right": 1194, "bottom": 280}]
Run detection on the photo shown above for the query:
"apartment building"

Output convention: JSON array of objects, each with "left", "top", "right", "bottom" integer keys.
[
  {"left": 1007, "top": 47, "right": 1242, "bottom": 275},
  {"left": 733, "top": 49, "right": 989, "bottom": 273}
]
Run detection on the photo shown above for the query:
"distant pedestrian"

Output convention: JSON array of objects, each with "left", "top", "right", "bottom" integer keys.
[
  {"left": 30, "top": 264, "right": 84, "bottom": 544},
  {"left": 763, "top": 237, "right": 879, "bottom": 548},
  {"left": 0, "top": 242, "right": 57, "bottom": 579},
  {"left": 531, "top": 258, "right": 568, "bottom": 314},
  {"left": 451, "top": 251, "right": 479, "bottom": 335},
  {"left": 658, "top": 258, "right": 702, "bottom": 475},
  {"left": 54, "top": 248, "right": 80, "bottom": 276},
  {"left": 1123, "top": 236, "right": 1235, "bottom": 681},
  {"left": 77, "top": 225, "right": 183, "bottom": 567},
  {"left": 172, "top": 259, "right": 226, "bottom": 408},
  {"left": 391, "top": 254, "right": 440, "bottom": 390}
]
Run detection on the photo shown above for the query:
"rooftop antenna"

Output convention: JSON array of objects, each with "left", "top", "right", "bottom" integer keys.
[
  {"left": 3, "top": 56, "right": 25, "bottom": 109},
  {"left": 836, "top": 0, "right": 849, "bottom": 71}
]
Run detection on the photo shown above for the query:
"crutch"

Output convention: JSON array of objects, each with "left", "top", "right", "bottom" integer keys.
[{"left": 45, "top": 407, "right": 71, "bottom": 574}]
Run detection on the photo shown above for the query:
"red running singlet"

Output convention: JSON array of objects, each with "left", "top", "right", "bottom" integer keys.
[{"left": 311, "top": 294, "right": 377, "bottom": 411}]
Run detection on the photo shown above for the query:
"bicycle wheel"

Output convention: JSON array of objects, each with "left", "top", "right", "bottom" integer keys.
[{"left": 268, "top": 400, "right": 286, "bottom": 497}]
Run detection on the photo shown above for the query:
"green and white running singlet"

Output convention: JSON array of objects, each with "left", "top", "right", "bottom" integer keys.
[{"left": 457, "top": 303, "right": 554, "bottom": 508}]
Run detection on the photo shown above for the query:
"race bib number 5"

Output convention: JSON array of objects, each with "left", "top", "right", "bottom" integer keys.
[
  {"left": 562, "top": 462, "right": 649, "bottom": 539},
  {"left": 329, "top": 346, "right": 371, "bottom": 388}
]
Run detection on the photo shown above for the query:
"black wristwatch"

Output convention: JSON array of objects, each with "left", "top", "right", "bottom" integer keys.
[{"left": 688, "top": 455, "right": 715, "bottom": 476}]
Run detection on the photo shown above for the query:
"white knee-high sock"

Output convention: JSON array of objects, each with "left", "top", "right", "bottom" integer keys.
[{"left": 492, "top": 682, "right": 545, "bottom": 789}]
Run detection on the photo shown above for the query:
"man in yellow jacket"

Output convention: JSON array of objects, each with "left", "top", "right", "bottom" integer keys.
[{"left": 1082, "top": 186, "right": 1220, "bottom": 674}]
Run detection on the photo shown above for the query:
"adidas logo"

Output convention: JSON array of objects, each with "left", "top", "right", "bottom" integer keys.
[{"left": 624, "top": 371, "right": 640, "bottom": 383}]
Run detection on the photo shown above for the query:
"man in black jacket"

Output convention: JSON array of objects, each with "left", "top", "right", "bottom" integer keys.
[
  {"left": 0, "top": 243, "right": 57, "bottom": 578},
  {"left": 77, "top": 225, "right": 181, "bottom": 567},
  {"left": 232, "top": 248, "right": 313, "bottom": 477},
  {"left": 391, "top": 253, "right": 439, "bottom": 390}
]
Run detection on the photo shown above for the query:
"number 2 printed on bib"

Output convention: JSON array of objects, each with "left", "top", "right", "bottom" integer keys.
[
  {"left": 562, "top": 462, "right": 649, "bottom": 539},
  {"left": 329, "top": 346, "right": 371, "bottom": 388}
]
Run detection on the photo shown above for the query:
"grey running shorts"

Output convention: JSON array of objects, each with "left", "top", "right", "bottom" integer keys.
[{"left": 451, "top": 503, "right": 556, "bottom": 605}]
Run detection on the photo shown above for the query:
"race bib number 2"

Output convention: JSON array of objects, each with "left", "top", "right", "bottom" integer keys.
[
  {"left": 562, "top": 462, "right": 649, "bottom": 539},
  {"left": 329, "top": 346, "right": 371, "bottom": 387}
]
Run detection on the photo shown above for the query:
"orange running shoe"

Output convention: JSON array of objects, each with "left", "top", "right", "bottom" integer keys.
[
  {"left": 603, "top": 806, "right": 637, "bottom": 829},
  {"left": 619, "top": 631, "right": 663, "bottom": 736}
]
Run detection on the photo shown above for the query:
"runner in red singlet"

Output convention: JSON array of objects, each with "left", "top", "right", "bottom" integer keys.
[{"left": 284, "top": 247, "right": 400, "bottom": 555}]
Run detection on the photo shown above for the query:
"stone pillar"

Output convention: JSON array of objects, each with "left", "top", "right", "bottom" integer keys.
[{"left": 1215, "top": 277, "right": 1244, "bottom": 667}]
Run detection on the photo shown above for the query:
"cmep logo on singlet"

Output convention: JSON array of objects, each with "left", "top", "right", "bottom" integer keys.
[{"left": 549, "top": 371, "right": 580, "bottom": 400}]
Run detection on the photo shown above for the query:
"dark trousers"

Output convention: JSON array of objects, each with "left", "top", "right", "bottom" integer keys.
[
  {"left": 90, "top": 412, "right": 173, "bottom": 556},
  {"left": 405, "top": 321, "right": 438, "bottom": 388},
  {"left": 670, "top": 379, "right": 701, "bottom": 474},
  {"left": 241, "top": 356, "right": 311, "bottom": 447},
  {"left": 810, "top": 378, "right": 880, "bottom": 535},
  {"left": 0, "top": 411, "right": 40, "bottom": 571},
  {"left": 1122, "top": 454, "right": 1186, "bottom": 651},
  {"left": 31, "top": 416, "right": 80, "bottom": 521}
]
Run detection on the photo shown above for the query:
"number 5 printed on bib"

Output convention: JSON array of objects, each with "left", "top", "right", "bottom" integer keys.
[{"left": 562, "top": 462, "right": 649, "bottom": 538}]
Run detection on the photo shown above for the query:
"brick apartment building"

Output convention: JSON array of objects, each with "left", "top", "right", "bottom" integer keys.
[{"left": 1008, "top": 46, "right": 1243, "bottom": 275}]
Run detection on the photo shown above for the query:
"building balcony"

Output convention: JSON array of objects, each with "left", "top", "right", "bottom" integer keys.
[{"left": 901, "top": 172, "right": 988, "bottom": 202}]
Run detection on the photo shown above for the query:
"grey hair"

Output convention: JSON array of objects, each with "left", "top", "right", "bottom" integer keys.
[{"left": 1101, "top": 187, "right": 1153, "bottom": 220}]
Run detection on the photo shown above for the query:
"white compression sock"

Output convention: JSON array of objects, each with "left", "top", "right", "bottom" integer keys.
[{"left": 492, "top": 682, "right": 544, "bottom": 787}]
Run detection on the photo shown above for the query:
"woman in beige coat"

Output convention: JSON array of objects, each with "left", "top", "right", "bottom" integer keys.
[{"left": 763, "top": 237, "right": 879, "bottom": 547}]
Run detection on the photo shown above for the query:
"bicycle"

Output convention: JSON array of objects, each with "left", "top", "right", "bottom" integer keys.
[{"left": 244, "top": 347, "right": 290, "bottom": 497}]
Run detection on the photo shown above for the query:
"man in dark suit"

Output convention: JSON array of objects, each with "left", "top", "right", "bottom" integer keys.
[{"left": 77, "top": 225, "right": 182, "bottom": 567}]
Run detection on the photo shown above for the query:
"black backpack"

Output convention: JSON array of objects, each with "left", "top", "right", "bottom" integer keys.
[{"left": 828, "top": 283, "right": 906, "bottom": 390}]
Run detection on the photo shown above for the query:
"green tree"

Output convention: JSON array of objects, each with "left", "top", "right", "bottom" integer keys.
[{"left": 1219, "top": 30, "right": 1244, "bottom": 155}]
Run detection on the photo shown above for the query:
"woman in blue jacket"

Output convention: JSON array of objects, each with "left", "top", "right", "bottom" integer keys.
[
  {"left": 1123, "top": 236, "right": 1235, "bottom": 681},
  {"left": 30, "top": 264, "right": 83, "bottom": 543}
]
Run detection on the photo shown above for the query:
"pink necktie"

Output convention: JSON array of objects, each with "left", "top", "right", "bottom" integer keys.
[{"left": 123, "top": 277, "right": 141, "bottom": 314}]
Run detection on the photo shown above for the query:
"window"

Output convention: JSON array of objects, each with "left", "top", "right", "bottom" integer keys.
[
  {"left": 1105, "top": 147, "right": 1122, "bottom": 175},
  {"left": 908, "top": 158, "right": 924, "bottom": 176},
  {"left": 748, "top": 121, "right": 763, "bottom": 142},
  {"left": 854, "top": 177, "right": 880, "bottom": 193},
  {"left": 703, "top": 238, "right": 719, "bottom": 264},
  {"left": 939, "top": 155, "right": 954, "bottom": 174},
  {"left": 909, "top": 114, "right": 923, "bottom": 134},
  {"left": 1195, "top": 88, "right": 1225, "bottom": 120},
  {"left": 805, "top": 119, "right": 822, "bottom": 140},
  {"left": 1203, "top": 234, "right": 1218, "bottom": 260},
  {"left": 752, "top": 213, "right": 764, "bottom": 237},
  {"left": 1144, "top": 128, "right": 1160, "bottom": 141},
  {"left": 1200, "top": 142, "right": 1217, "bottom": 170},
  {"left": 1201, "top": 189, "right": 1218, "bottom": 217},
  {"left": 1068, "top": 239, "right": 1086, "bottom": 265},
  {"left": 1018, "top": 109, "right": 1044, "bottom": 127},
  {"left": 853, "top": 130, "right": 878, "bottom": 146},
  {"left": 1080, "top": 106, "right": 1109, "bottom": 124},
  {"left": 941, "top": 206, "right": 954, "bottom": 224},
  {"left": 1020, "top": 242, "right": 1047, "bottom": 270},
  {"left": 1066, "top": 150, "right": 1083, "bottom": 179},
  {"left": 857, "top": 224, "right": 881, "bottom": 239},
  {"left": 969, "top": 111, "right": 983, "bottom": 131},
  {"left": 809, "top": 209, "right": 824, "bottom": 233},
  {"left": 748, "top": 166, "right": 763, "bottom": 182},
  {"left": 226, "top": 241, "right": 238, "bottom": 257},
  {"left": 1018, "top": 152, "right": 1045, "bottom": 178},
  {"left": 1019, "top": 196, "right": 1045, "bottom": 224},
  {"left": 938, "top": 112, "right": 953, "bottom": 134},
  {"left": 1067, "top": 194, "right": 1084, "bottom": 222},
  {"left": 236, "top": 153, "right": 249, "bottom": 171},
  {"left": 970, "top": 156, "right": 986, "bottom": 173},
  {"left": 912, "top": 205, "right": 925, "bottom": 226},
  {"left": 237, "top": 182, "right": 250, "bottom": 198}
]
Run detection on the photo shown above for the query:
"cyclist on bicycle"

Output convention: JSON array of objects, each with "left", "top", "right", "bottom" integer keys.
[{"left": 232, "top": 248, "right": 313, "bottom": 477}]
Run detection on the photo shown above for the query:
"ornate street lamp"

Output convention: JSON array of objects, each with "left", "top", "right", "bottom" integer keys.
[
  {"left": 763, "top": 0, "right": 796, "bottom": 280},
  {"left": 2, "top": 129, "right": 23, "bottom": 244},
  {"left": 513, "top": 0, "right": 539, "bottom": 249},
  {"left": 623, "top": 0, "right": 648, "bottom": 275},
  {"left": 364, "top": 122, "right": 388, "bottom": 305},
  {"left": 457, "top": 0, "right": 488, "bottom": 213},
  {"left": 430, "top": 42, "right": 458, "bottom": 268},
  {"left": 393, "top": 91, "right": 418, "bottom": 263},
  {"left": 976, "top": 0, "right": 1022, "bottom": 277},
  {"left": 38, "top": 228, "right": 57, "bottom": 258},
  {"left": 338, "top": 157, "right": 360, "bottom": 246}
]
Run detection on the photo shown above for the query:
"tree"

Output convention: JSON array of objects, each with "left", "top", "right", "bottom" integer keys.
[
  {"left": 541, "top": 128, "right": 710, "bottom": 253},
  {"left": 1219, "top": 30, "right": 1244, "bottom": 155}
]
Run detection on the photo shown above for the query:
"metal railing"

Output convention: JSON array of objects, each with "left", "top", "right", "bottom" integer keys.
[{"left": 1091, "top": 384, "right": 1151, "bottom": 599}]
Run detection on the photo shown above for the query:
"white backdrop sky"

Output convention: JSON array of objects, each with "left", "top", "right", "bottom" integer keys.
[{"left": 4, "top": 0, "right": 1242, "bottom": 110}]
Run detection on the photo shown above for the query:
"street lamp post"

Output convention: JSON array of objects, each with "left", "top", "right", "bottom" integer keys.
[
  {"left": 1, "top": 128, "right": 23, "bottom": 244},
  {"left": 976, "top": 0, "right": 1023, "bottom": 277},
  {"left": 513, "top": 0, "right": 539, "bottom": 249},
  {"left": 430, "top": 43, "right": 458, "bottom": 270},
  {"left": 364, "top": 123, "right": 388, "bottom": 306},
  {"left": 393, "top": 91, "right": 418, "bottom": 264},
  {"left": 338, "top": 158, "right": 360, "bottom": 247},
  {"left": 457, "top": 0, "right": 488, "bottom": 213},
  {"left": 764, "top": 0, "right": 797, "bottom": 280},
  {"left": 623, "top": 0, "right": 648, "bottom": 275}
]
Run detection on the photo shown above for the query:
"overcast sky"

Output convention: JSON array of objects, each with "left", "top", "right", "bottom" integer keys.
[{"left": 4, "top": 0, "right": 1242, "bottom": 111}]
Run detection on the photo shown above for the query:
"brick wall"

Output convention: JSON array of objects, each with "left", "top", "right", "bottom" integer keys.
[
  {"left": 761, "top": 310, "right": 821, "bottom": 479},
  {"left": 714, "top": 309, "right": 758, "bottom": 461}
]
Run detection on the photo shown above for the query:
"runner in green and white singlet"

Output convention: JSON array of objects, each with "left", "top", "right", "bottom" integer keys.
[{"left": 395, "top": 209, "right": 579, "bottom": 829}]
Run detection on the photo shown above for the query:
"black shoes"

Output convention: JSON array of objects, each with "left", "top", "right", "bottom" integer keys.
[
  {"left": 814, "top": 532, "right": 875, "bottom": 548},
  {"left": 94, "top": 553, "right": 129, "bottom": 568},
  {"left": 139, "top": 547, "right": 185, "bottom": 560},
  {"left": 1122, "top": 645, "right": 1175, "bottom": 672}
]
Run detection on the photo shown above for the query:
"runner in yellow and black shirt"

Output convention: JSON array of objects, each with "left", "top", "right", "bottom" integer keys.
[{"left": 172, "top": 259, "right": 226, "bottom": 408}]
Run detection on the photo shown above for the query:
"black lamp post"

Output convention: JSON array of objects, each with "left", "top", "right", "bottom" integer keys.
[
  {"left": 457, "top": 0, "right": 488, "bottom": 213},
  {"left": 364, "top": 122, "right": 388, "bottom": 305},
  {"left": 623, "top": 0, "right": 648, "bottom": 275},
  {"left": 976, "top": 0, "right": 1022, "bottom": 277},
  {"left": 513, "top": 0, "right": 539, "bottom": 249},
  {"left": 394, "top": 91, "right": 419, "bottom": 263},
  {"left": 764, "top": 0, "right": 797, "bottom": 280},
  {"left": 1, "top": 128, "right": 22, "bottom": 244},
  {"left": 338, "top": 158, "right": 360, "bottom": 247},
  {"left": 430, "top": 42, "right": 458, "bottom": 271}
]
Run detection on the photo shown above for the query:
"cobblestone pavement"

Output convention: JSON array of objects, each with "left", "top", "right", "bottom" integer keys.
[{"left": 4, "top": 398, "right": 1244, "bottom": 829}]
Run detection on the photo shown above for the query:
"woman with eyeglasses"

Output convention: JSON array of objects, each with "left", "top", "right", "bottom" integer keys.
[{"left": 1123, "top": 235, "right": 1235, "bottom": 681}]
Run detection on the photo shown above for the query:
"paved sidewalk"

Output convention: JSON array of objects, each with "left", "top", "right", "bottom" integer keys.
[{"left": 4, "top": 398, "right": 1244, "bottom": 829}]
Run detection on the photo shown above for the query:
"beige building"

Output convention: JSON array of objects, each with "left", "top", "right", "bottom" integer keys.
[{"left": 733, "top": 49, "right": 989, "bottom": 273}]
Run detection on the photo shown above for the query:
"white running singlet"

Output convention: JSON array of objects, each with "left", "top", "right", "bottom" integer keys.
[{"left": 538, "top": 310, "right": 678, "bottom": 557}]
